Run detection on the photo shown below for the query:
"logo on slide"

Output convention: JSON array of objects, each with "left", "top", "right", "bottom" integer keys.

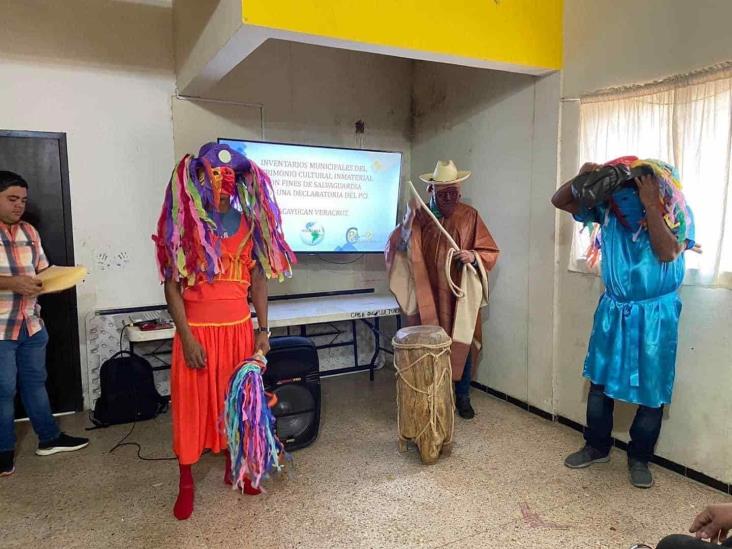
[{"left": 300, "top": 221, "right": 325, "bottom": 246}]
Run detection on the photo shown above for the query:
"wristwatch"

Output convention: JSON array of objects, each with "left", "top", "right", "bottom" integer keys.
[{"left": 255, "top": 326, "right": 271, "bottom": 337}]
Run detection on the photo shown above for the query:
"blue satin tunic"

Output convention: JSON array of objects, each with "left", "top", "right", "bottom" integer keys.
[{"left": 575, "top": 188, "right": 693, "bottom": 408}]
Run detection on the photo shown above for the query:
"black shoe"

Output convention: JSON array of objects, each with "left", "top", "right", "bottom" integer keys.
[
  {"left": 564, "top": 445, "right": 610, "bottom": 469},
  {"left": 628, "top": 459, "right": 654, "bottom": 489},
  {"left": 456, "top": 396, "right": 475, "bottom": 419},
  {"left": 0, "top": 450, "right": 14, "bottom": 477},
  {"left": 36, "top": 433, "right": 89, "bottom": 456}
]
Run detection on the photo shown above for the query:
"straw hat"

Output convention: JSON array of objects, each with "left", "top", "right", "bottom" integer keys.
[{"left": 419, "top": 160, "right": 471, "bottom": 185}]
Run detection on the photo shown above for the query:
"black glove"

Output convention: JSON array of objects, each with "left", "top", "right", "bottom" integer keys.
[{"left": 570, "top": 165, "right": 652, "bottom": 208}]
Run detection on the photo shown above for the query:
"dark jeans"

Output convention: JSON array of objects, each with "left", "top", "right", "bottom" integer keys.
[
  {"left": 584, "top": 383, "right": 663, "bottom": 463},
  {"left": 0, "top": 325, "right": 60, "bottom": 451},
  {"left": 454, "top": 354, "right": 473, "bottom": 398},
  {"left": 657, "top": 534, "right": 732, "bottom": 548}
]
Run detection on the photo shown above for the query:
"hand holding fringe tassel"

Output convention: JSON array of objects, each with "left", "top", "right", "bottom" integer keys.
[{"left": 224, "top": 351, "right": 288, "bottom": 492}]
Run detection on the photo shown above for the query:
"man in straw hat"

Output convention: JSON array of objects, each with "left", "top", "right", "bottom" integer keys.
[{"left": 385, "top": 160, "right": 499, "bottom": 419}]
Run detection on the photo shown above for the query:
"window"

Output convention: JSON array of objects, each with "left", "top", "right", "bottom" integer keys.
[{"left": 571, "top": 63, "right": 732, "bottom": 288}]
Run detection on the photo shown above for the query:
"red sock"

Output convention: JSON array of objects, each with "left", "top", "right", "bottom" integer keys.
[
  {"left": 224, "top": 451, "right": 261, "bottom": 495},
  {"left": 173, "top": 464, "right": 194, "bottom": 520},
  {"left": 243, "top": 476, "right": 262, "bottom": 496},
  {"left": 224, "top": 451, "right": 233, "bottom": 486}
]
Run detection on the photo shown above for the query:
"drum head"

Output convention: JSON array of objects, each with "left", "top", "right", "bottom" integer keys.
[{"left": 393, "top": 325, "right": 451, "bottom": 347}]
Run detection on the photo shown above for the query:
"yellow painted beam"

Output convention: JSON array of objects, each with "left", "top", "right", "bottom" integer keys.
[{"left": 242, "top": 0, "right": 562, "bottom": 70}]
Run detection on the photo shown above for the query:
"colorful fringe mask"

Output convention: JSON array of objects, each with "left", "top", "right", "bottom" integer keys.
[
  {"left": 224, "top": 354, "right": 287, "bottom": 491},
  {"left": 582, "top": 156, "right": 691, "bottom": 268},
  {"left": 152, "top": 143, "right": 296, "bottom": 285}
]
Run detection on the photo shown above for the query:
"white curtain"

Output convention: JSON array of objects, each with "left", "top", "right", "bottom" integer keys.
[{"left": 572, "top": 63, "right": 732, "bottom": 288}]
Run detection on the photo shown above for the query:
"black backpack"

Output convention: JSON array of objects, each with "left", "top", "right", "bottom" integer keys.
[{"left": 90, "top": 350, "right": 168, "bottom": 427}]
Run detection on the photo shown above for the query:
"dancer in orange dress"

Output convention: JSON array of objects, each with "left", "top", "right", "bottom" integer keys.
[{"left": 153, "top": 143, "right": 295, "bottom": 520}]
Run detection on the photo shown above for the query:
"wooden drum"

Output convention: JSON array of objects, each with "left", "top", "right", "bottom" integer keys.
[{"left": 392, "top": 325, "right": 454, "bottom": 464}]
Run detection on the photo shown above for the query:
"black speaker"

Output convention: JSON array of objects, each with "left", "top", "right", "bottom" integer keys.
[{"left": 264, "top": 336, "right": 321, "bottom": 451}]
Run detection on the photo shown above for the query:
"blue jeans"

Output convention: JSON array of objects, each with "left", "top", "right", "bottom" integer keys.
[
  {"left": 584, "top": 383, "right": 663, "bottom": 463},
  {"left": 454, "top": 354, "right": 473, "bottom": 398},
  {"left": 0, "top": 324, "right": 60, "bottom": 452},
  {"left": 658, "top": 534, "right": 732, "bottom": 548}
]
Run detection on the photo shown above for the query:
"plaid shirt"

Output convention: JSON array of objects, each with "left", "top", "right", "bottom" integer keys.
[{"left": 0, "top": 222, "right": 49, "bottom": 340}]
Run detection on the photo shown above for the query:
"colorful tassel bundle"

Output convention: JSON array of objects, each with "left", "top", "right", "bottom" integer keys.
[
  {"left": 582, "top": 156, "right": 691, "bottom": 267},
  {"left": 152, "top": 144, "right": 296, "bottom": 285},
  {"left": 224, "top": 353, "right": 286, "bottom": 491},
  {"left": 153, "top": 155, "right": 223, "bottom": 285},
  {"left": 236, "top": 160, "right": 296, "bottom": 281}
]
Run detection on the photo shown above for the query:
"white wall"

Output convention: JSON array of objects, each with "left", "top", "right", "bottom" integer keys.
[
  {"left": 411, "top": 63, "right": 560, "bottom": 409},
  {"left": 0, "top": 0, "right": 176, "bottom": 406},
  {"left": 558, "top": 0, "right": 732, "bottom": 482},
  {"left": 173, "top": 0, "right": 237, "bottom": 78},
  {"left": 563, "top": 0, "right": 732, "bottom": 99},
  {"left": 172, "top": 39, "right": 414, "bottom": 297},
  {"left": 0, "top": 15, "right": 414, "bottom": 403}
]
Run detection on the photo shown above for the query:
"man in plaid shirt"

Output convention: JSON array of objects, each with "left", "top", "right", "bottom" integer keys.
[{"left": 0, "top": 171, "right": 88, "bottom": 477}]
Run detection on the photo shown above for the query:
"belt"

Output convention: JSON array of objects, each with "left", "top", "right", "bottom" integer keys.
[{"left": 183, "top": 298, "right": 251, "bottom": 326}]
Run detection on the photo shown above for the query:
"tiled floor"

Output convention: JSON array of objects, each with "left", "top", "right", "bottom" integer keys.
[{"left": 2, "top": 370, "right": 728, "bottom": 548}]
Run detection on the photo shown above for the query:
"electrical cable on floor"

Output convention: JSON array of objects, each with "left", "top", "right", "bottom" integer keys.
[
  {"left": 108, "top": 421, "right": 177, "bottom": 462},
  {"left": 104, "top": 322, "right": 176, "bottom": 461}
]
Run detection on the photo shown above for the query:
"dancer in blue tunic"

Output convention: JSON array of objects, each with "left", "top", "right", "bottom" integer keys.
[{"left": 552, "top": 156, "right": 701, "bottom": 489}]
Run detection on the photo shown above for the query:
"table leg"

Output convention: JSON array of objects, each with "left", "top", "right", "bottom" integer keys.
[
  {"left": 369, "top": 317, "right": 380, "bottom": 381},
  {"left": 351, "top": 320, "right": 359, "bottom": 370}
]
